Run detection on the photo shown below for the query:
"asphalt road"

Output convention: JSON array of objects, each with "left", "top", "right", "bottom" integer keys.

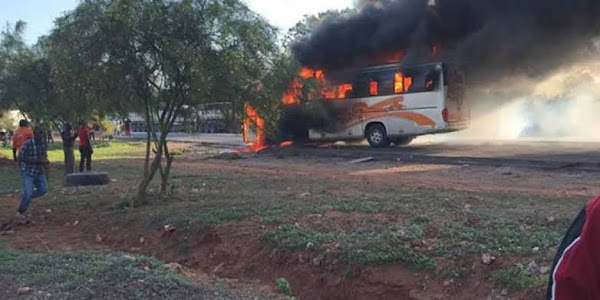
[{"left": 123, "top": 133, "right": 600, "bottom": 171}]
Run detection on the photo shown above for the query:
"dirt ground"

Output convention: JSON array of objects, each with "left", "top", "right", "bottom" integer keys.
[{"left": 1, "top": 143, "right": 597, "bottom": 299}]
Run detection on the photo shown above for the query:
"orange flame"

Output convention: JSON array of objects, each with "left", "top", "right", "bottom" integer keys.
[
  {"left": 242, "top": 102, "right": 267, "bottom": 152},
  {"left": 282, "top": 79, "right": 303, "bottom": 105},
  {"left": 281, "top": 67, "right": 329, "bottom": 105},
  {"left": 394, "top": 72, "right": 404, "bottom": 94},
  {"left": 369, "top": 80, "right": 379, "bottom": 96},
  {"left": 394, "top": 72, "right": 412, "bottom": 94},
  {"left": 337, "top": 83, "right": 354, "bottom": 99},
  {"left": 280, "top": 141, "right": 294, "bottom": 147}
]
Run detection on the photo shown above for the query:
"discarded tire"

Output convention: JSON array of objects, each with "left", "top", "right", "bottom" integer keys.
[{"left": 66, "top": 172, "right": 110, "bottom": 187}]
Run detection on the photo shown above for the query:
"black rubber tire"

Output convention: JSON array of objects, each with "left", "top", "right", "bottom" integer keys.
[
  {"left": 393, "top": 137, "right": 415, "bottom": 146},
  {"left": 366, "top": 124, "right": 391, "bottom": 148},
  {"left": 66, "top": 172, "right": 111, "bottom": 187}
]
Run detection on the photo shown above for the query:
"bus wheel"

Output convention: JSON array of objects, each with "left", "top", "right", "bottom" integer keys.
[
  {"left": 394, "top": 137, "right": 414, "bottom": 146},
  {"left": 366, "top": 124, "right": 391, "bottom": 148}
]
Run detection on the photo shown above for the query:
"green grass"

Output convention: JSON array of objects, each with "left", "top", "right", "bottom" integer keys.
[
  {"left": 0, "top": 141, "right": 147, "bottom": 163},
  {"left": 493, "top": 265, "right": 547, "bottom": 292},
  {"left": 0, "top": 244, "right": 257, "bottom": 299},
  {"left": 0, "top": 143, "right": 586, "bottom": 294},
  {"left": 135, "top": 169, "right": 583, "bottom": 276}
]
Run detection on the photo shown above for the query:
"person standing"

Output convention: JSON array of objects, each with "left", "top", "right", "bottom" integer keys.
[
  {"left": 12, "top": 120, "right": 34, "bottom": 161},
  {"left": 77, "top": 123, "right": 93, "bottom": 172},
  {"left": 15, "top": 126, "right": 49, "bottom": 222},
  {"left": 60, "top": 123, "right": 77, "bottom": 174},
  {"left": 124, "top": 119, "right": 132, "bottom": 138}
]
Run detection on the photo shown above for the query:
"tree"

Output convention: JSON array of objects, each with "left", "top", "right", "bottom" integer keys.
[{"left": 51, "top": 0, "right": 279, "bottom": 204}]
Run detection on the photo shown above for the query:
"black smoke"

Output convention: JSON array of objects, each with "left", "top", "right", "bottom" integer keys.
[{"left": 292, "top": 0, "right": 600, "bottom": 86}]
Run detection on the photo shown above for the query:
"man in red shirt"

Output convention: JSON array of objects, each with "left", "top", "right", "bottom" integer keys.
[
  {"left": 548, "top": 195, "right": 600, "bottom": 299},
  {"left": 77, "top": 123, "right": 93, "bottom": 172},
  {"left": 12, "top": 120, "right": 34, "bottom": 161}
]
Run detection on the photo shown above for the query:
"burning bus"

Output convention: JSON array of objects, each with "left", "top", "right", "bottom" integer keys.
[{"left": 276, "top": 62, "right": 469, "bottom": 147}]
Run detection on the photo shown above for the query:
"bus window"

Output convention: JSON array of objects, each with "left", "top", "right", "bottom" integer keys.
[
  {"left": 401, "top": 65, "right": 440, "bottom": 93},
  {"left": 369, "top": 80, "right": 379, "bottom": 96},
  {"left": 338, "top": 84, "right": 353, "bottom": 99},
  {"left": 394, "top": 72, "right": 403, "bottom": 94},
  {"left": 394, "top": 72, "right": 413, "bottom": 94},
  {"left": 404, "top": 76, "right": 413, "bottom": 92}
]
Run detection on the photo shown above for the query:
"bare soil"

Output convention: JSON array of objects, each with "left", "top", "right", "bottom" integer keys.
[{"left": 1, "top": 149, "right": 595, "bottom": 299}]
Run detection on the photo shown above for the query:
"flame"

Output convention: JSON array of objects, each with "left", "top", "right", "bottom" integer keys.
[
  {"left": 366, "top": 50, "right": 405, "bottom": 65},
  {"left": 394, "top": 72, "right": 404, "bottom": 94},
  {"left": 282, "top": 79, "right": 303, "bottom": 105},
  {"left": 369, "top": 80, "right": 379, "bottom": 96},
  {"left": 425, "top": 79, "right": 434, "bottom": 90},
  {"left": 404, "top": 76, "right": 413, "bottom": 92},
  {"left": 280, "top": 141, "right": 294, "bottom": 147},
  {"left": 242, "top": 102, "right": 267, "bottom": 151},
  {"left": 337, "top": 83, "right": 354, "bottom": 99},
  {"left": 394, "top": 72, "right": 412, "bottom": 94},
  {"left": 281, "top": 67, "right": 328, "bottom": 105}
]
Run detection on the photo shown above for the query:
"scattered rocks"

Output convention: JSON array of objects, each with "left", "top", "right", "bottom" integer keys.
[
  {"left": 546, "top": 216, "right": 556, "bottom": 224},
  {"left": 464, "top": 204, "right": 472, "bottom": 212},
  {"left": 311, "top": 255, "right": 324, "bottom": 267},
  {"left": 540, "top": 266, "right": 551, "bottom": 275},
  {"left": 527, "top": 261, "right": 538, "bottom": 274},
  {"left": 165, "top": 262, "right": 183, "bottom": 273},
  {"left": 532, "top": 247, "right": 540, "bottom": 253},
  {"left": 481, "top": 253, "right": 496, "bottom": 265},
  {"left": 95, "top": 234, "right": 103, "bottom": 242},
  {"left": 139, "top": 237, "right": 145, "bottom": 244},
  {"left": 122, "top": 254, "right": 136, "bottom": 260},
  {"left": 73, "top": 221, "right": 79, "bottom": 226},
  {"left": 500, "top": 289, "right": 509, "bottom": 296},
  {"left": 299, "top": 192, "right": 311, "bottom": 198},
  {"left": 17, "top": 287, "right": 33, "bottom": 295},
  {"left": 163, "top": 224, "right": 176, "bottom": 232}
]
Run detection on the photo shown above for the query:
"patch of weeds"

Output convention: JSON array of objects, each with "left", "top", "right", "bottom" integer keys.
[
  {"left": 493, "top": 265, "right": 546, "bottom": 291},
  {"left": 112, "top": 199, "right": 131, "bottom": 210},
  {"left": 264, "top": 225, "right": 336, "bottom": 250},
  {"left": 265, "top": 224, "right": 436, "bottom": 270},
  {"left": 93, "top": 142, "right": 111, "bottom": 148},
  {"left": 165, "top": 205, "right": 259, "bottom": 227},
  {"left": 275, "top": 277, "right": 293, "bottom": 295},
  {"left": 439, "top": 221, "right": 564, "bottom": 255},
  {"left": 0, "top": 251, "right": 231, "bottom": 299}
]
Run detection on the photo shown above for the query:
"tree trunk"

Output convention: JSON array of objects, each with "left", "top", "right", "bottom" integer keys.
[
  {"left": 160, "top": 140, "right": 174, "bottom": 194},
  {"left": 135, "top": 153, "right": 162, "bottom": 206},
  {"left": 63, "top": 143, "right": 75, "bottom": 175}
]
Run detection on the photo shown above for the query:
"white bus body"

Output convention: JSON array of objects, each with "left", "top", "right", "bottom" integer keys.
[{"left": 305, "top": 62, "right": 469, "bottom": 147}]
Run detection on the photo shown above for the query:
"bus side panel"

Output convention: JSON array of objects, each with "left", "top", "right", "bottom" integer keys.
[
  {"left": 360, "top": 91, "right": 446, "bottom": 137},
  {"left": 308, "top": 98, "right": 365, "bottom": 141}
]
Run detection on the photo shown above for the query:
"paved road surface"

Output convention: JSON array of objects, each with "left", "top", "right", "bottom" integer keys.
[{"left": 122, "top": 133, "right": 600, "bottom": 171}]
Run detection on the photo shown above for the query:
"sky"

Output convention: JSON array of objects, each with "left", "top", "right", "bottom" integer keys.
[{"left": 0, "top": 0, "right": 354, "bottom": 45}]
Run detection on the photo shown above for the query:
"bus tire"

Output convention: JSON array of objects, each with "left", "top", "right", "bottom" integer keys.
[
  {"left": 394, "top": 137, "right": 414, "bottom": 146},
  {"left": 366, "top": 124, "right": 391, "bottom": 148}
]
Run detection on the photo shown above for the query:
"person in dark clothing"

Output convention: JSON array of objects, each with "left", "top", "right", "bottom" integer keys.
[
  {"left": 46, "top": 129, "right": 54, "bottom": 144},
  {"left": 60, "top": 123, "right": 78, "bottom": 174},
  {"left": 124, "top": 119, "right": 132, "bottom": 138},
  {"left": 15, "top": 126, "right": 49, "bottom": 222},
  {"left": 77, "top": 124, "right": 93, "bottom": 172}
]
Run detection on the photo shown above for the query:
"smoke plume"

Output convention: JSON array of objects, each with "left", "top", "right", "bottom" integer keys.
[{"left": 293, "top": 0, "right": 600, "bottom": 86}]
